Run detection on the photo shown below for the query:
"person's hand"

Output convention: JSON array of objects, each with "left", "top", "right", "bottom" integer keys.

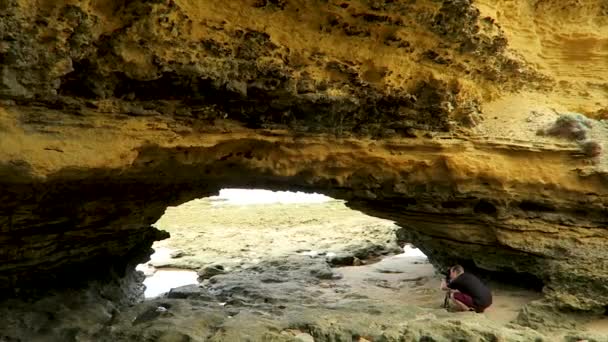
[{"left": 440, "top": 279, "right": 448, "bottom": 290}]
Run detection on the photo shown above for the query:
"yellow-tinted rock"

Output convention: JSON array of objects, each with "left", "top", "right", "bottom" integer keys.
[{"left": 0, "top": 0, "right": 607, "bottom": 314}]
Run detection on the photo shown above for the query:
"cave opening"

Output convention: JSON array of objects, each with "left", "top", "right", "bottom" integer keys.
[
  {"left": 130, "top": 187, "right": 545, "bottom": 330},
  {"left": 136, "top": 188, "right": 431, "bottom": 299}
]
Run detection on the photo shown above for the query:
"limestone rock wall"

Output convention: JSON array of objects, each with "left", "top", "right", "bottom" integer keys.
[
  {"left": 1, "top": 0, "right": 608, "bottom": 314},
  {"left": 2, "top": 0, "right": 551, "bottom": 133}
]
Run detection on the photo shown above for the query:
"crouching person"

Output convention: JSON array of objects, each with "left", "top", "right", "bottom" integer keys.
[{"left": 440, "top": 265, "right": 492, "bottom": 313}]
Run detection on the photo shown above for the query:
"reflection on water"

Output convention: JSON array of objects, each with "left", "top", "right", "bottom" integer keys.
[
  {"left": 138, "top": 246, "right": 428, "bottom": 299},
  {"left": 142, "top": 269, "right": 198, "bottom": 298},
  {"left": 401, "top": 245, "right": 427, "bottom": 258},
  {"left": 137, "top": 247, "right": 198, "bottom": 298}
]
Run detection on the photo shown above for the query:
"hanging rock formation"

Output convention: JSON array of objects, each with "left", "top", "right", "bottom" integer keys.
[{"left": 1, "top": 0, "right": 608, "bottom": 318}]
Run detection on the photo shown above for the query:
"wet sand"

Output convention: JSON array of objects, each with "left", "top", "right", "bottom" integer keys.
[
  {"left": 142, "top": 269, "right": 198, "bottom": 298},
  {"left": 585, "top": 318, "right": 608, "bottom": 335},
  {"left": 334, "top": 249, "right": 542, "bottom": 325}
]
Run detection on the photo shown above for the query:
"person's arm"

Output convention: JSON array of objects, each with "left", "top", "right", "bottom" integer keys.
[{"left": 445, "top": 276, "right": 461, "bottom": 292}]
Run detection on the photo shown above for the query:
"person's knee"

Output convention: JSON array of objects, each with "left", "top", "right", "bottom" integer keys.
[
  {"left": 450, "top": 298, "right": 463, "bottom": 306},
  {"left": 450, "top": 298, "right": 472, "bottom": 311}
]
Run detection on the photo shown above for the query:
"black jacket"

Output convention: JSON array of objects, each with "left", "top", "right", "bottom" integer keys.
[{"left": 448, "top": 272, "right": 492, "bottom": 308}]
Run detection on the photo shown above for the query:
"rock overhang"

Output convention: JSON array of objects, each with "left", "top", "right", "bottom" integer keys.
[{"left": 0, "top": 0, "right": 607, "bottom": 317}]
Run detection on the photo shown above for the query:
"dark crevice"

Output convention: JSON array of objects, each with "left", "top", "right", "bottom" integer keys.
[
  {"left": 474, "top": 199, "right": 497, "bottom": 215},
  {"left": 440, "top": 200, "right": 466, "bottom": 209},
  {"left": 59, "top": 60, "right": 103, "bottom": 98},
  {"left": 219, "top": 153, "right": 233, "bottom": 161},
  {"left": 518, "top": 200, "right": 556, "bottom": 212},
  {"left": 57, "top": 58, "right": 455, "bottom": 135},
  {"left": 445, "top": 260, "right": 545, "bottom": 292},
  {"left": 114, "top": 73, "right": 220, "bottom": 101}
]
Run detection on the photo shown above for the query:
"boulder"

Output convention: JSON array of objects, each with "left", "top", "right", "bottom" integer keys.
[{"left": 198, "top": 265, "right": 226, "bottom": 280}]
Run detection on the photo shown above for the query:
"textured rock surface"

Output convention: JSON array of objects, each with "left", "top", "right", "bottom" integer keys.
[
  {"left": 1, "top": 0, "right": 608, "bottom": 320},
  {"left": 0, "top": 252, "right": 601, "bottom": 341},
  {"left": 0, "top": 247, "right": 540, "bottom": 341}
]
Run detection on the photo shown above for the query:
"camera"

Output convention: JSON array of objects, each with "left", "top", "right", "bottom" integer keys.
[{"left": 443, "top": 270, "right": 451, "bottom": 309}]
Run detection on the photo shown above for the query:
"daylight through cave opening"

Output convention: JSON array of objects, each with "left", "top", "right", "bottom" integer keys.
[{"left": 136, "top": 188, "right": 429, "bottom": 299}]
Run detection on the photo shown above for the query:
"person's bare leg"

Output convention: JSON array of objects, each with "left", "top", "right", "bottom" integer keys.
[{"left": 450, "top": 298, "right": 472, "bottom": 312}]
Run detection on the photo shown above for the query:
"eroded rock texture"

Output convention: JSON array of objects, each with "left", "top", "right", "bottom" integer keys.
[{"left": 1, "top": 0, "right": 608, "bottom": 317}]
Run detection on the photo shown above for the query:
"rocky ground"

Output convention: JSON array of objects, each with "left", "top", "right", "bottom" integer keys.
[
  {"left": 146, "top": 190, "right": 402, "bottom": 273},
  {"left": 1, "top": 191, "right": 608, "bottom": 341},
  {"left": 120, "top": 192, "right": 608, "bottom": 341}
]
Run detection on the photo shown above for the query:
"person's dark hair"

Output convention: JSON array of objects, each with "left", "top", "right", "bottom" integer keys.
[{"left": 450, "top": 265, "right": 464, "bottom": 274}]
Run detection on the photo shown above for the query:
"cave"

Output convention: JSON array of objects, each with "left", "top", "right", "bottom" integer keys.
[{"left": 2, "top": 0, "right": 608, "bottom": 340}]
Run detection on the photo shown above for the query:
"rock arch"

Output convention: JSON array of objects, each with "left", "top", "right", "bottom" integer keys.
[
  {"left": 2, "top": 125, "right": 607, "bottom": 313},
  {"left": 1, "top": 0, "right": 607, "bottom": 317}
]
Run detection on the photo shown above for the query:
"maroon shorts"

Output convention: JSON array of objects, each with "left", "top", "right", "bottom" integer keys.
[{"left": 453, "top": 292, "right": 478, "bottom": 311}]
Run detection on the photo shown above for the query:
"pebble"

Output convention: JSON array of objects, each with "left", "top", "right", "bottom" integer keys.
[{"left": 198, "top": 265, "right": 226, "bottom": 280}]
